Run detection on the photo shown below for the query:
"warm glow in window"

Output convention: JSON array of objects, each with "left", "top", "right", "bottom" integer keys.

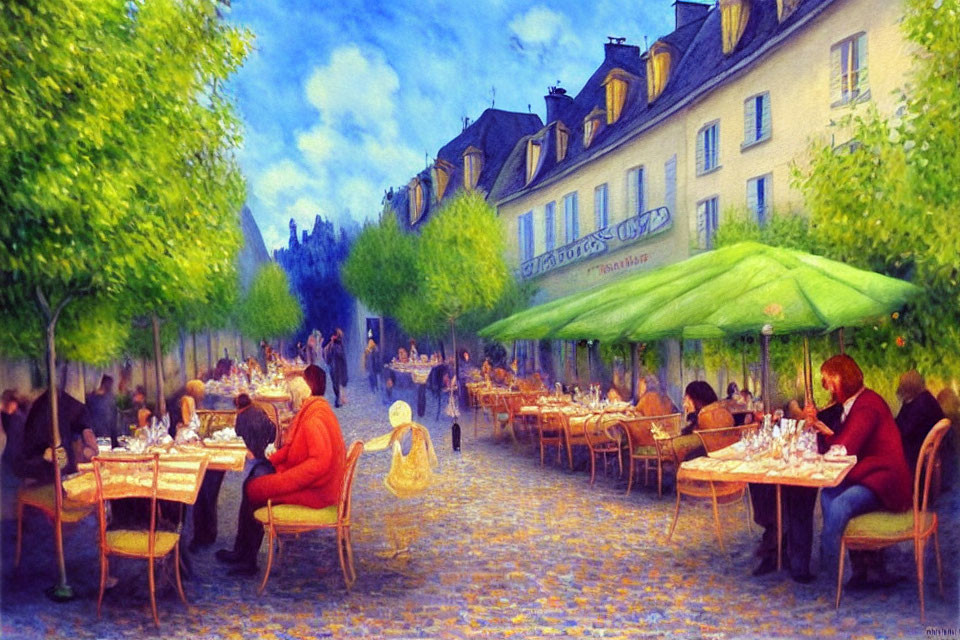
[
  {"left": 432, "top": 158, "right": 454, "bottom": 201},
  {"left": 603, "top": 69, "right": 632, "bottom": 124},
  {"left": 555, "top": 122, "right": 570, "bottom": 162},
  {"left": 777, "top": 0, "right": 800, "bottom": 21},
  {"left": 583, "top": 107, "right": 605, "bottom": 148},
  {"left": 525, "top": 137, "right": 543, "bottom": 184},
  {"left": 462, "top": 146, "right": 483, "bottom": 190},
  {"left": 646, "top": 42, "right": 672, "bottom": 103},
  {"left": 720, "top": 0, "right": 751, "bottom": 55},
  {"left": 409, "top": 179, "right": 424, "bottom": 224}
]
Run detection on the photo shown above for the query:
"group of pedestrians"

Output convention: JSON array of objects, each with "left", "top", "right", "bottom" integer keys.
[{"left": 295, "top": 328, "right": 350, "bottom": 409}]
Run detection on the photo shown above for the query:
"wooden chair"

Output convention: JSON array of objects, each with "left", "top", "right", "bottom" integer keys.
[
  {"left": 620, "top": 413, "right": 683, "bottom": 497},
  {"left": 474, "top": 389, "right": 499, "bottom": 437},
  {"left": 582, "top": 412, "right": 625, "bottom": 486},
  {"left": 256, "top": 440, "right": 364, "bottom": 594},
  {"left": 93, "top": 453, "right": 207, "bottom": 626},
  {"left": 666, "top": 425, "right": 755, "bottom": 551},
  {"left": 836, "top": 419, "right": 951, "bottom": 622},
  {"left": 537, "top": 408, "right": 566, "bottom": 467},
  {"left": 562, "top": 413, "right": 594, "bottom": 471},
  {"left": 15, "top": 481, "right": 95, "bottom": 569}
]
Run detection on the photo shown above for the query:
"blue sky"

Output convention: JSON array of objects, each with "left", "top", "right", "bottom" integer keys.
[{"left": 225, "top": 1, "right": 675, "bottom": 251}]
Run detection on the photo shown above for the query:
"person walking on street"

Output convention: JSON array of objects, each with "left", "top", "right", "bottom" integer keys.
[
  {"left": 364, "top": 338, "right": 380, "bottom": 393},
  {"left": 326, "top": 328, "right": 349, "bottom": 408}
]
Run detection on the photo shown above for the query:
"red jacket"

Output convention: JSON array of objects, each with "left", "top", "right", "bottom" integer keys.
[
  {"left": 246, "top": 396, "right": 346, "bottom": 509},
  {"left": 825, "top": 388, "right": 912, "bottom": 512}
]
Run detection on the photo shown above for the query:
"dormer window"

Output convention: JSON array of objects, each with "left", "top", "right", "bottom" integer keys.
[
  {"left": 720, "top": 0, "right": 751, "bottom": 55},
  {"left": 583, "top": 107, "right": 605, "bottom": 149},
  {"left": 462, "top": 146, "right": 483, "bottom": 190},
  {"left": 777, "top": 0, "right": 800, "bottom": 22},
  {"left": 408, "top": 178, "right": 424, "bottom": 224},
  {"left": 603, "top": 68, "right": 635, "bottom": 124},
  {"left": 525, "top": 135, "right": 545, "bottom": 184},
  {"left": 555, "top": 122, "right": 570, "bottom": 162},
  {"left": 432, "top": 158, "right": 454, "bottom": 202},
  {"left": 646, "top": 41, "right": 673, "bottom": 103}
]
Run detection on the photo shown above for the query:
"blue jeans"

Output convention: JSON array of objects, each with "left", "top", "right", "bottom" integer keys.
[{"left": 820, "top": 483, "right": 881, "bottom": 573}]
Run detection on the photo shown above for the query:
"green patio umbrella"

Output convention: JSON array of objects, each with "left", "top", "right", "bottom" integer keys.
[{"left": 481, "top": 242, "right": 920, "bottom": 404}]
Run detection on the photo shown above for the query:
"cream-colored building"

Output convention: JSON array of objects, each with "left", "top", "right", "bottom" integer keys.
[{"left": 492, "top": 0, "right": 911, "bottom": 303}]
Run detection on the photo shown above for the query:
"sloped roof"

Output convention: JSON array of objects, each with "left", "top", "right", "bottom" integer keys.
[
  {"left": 494, "top": 0, "right": 838, "bottom": 205},
  {"left": 383, "top": 108, "right": 542, "bottom": 229}
]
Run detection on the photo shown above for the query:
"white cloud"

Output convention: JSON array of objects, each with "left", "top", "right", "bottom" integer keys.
[
  {"left": 304, "top": 45, "right": 400, "bottom": 133},
  {"left": 509, "top": 6, "right": 577, "bottom": 49},
  {"left": 253, "top": 159, "right": 312, "bottom": 207},
  {"left": 285, "top": 196, "right": 325, "bottom": 227}
]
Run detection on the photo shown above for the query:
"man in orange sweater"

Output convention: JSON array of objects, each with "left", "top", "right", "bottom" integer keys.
[{"left": 216, "top": 365, "right": 346, "bottom": 576}]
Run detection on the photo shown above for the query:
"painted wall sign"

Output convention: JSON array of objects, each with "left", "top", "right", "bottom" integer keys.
[{"left": 518, "top": 206, "right": 671, "bottom": 280}]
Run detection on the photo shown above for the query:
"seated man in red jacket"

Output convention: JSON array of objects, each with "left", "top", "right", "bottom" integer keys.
[
  {"left": 806, "top": 355, "right": 912, "bottom": 579},
  {"left": 216, "top": 365, "right": 346, "bottom": 576}
]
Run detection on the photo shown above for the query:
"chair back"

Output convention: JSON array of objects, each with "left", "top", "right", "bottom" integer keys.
[
  {"left": 621, "top": 413, "right": 684, "bottom": 450},
  {"left": 583, "top": 412, "right": 622, "bottom": 448},
  {"left": 635, "top": 392, "right": 675, "bottom": 417},
  {"left": 338, "top": 440, "right": 364, "bottom": 524},
  {"left": 196, "top": 409, "right": 237, "bottom": 439},
  {"left": 93, "top": 453, "right": 160, "bottom": 555},
  {"left": 695, "top": 425, "right": 755, "bottom": 453},
  {"left": 697, "top": 403, "right": 735, "bottom": 429},
  {"left": 914, "top": 419, "right": 952, "bottom": 525}
]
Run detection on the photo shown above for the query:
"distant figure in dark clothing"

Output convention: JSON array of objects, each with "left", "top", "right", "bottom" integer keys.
[
  {"left": 19, "top": 390, "right": 96, "bottom": 483},
  {"left": 681, "top": 381, "right": 719, "bottom": 435},
  {"left": 364, "top": 338, "right": 380, "bottom": 392},
  {"left": 895, "top": 370, "right": 944, "bottom": 474},
  {"left": 305, "top": 334, "right": 319, "bottom": 366},
  {"left": 86, "top": 375, "right": 119, "bottom": 448},
  {"left": 326, "top": 329, "right": 348, "bottom": 408},
  {"left": 2, "top": 390, "right": 27, "bottom": 478},
  {"left": 191, "top": 393, "right": 276, "bottom": 552}
]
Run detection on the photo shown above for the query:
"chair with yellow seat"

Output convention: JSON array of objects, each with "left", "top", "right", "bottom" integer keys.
[
  {"left": 666, "top": 425, "right": 756, "bottom": 551},
  {"left": 256, "top": 440, "right": 363, "bottom": 594},
  {"left": 15, "top": 481, "right": 95, "bottom": 569},
  {"left": 582, "top": 411, "right": 627, "bottom": 487},
  {"left": 836, "top": 418, "right": 951, "bottom": 622},
  {"left": 620, "top": 413, "right": 683, "bottom": 497},
  {"left": 93, "top": 453, "right": 207, "bottom": 627}
]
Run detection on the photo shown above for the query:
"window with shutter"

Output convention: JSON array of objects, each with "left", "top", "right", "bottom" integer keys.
[
  {"left": 747, "top": 174, "right": 771, "bottom": 225},
  {"left": 564, "top": 192, "right": 579, "bottom": 244},
  {"left": 545, "top": 201, "right": 556, "bottom": 251},
  {"left": 664, "top": 156, "right": 677, "bottom": 215},
  {"left": 431, "top": 158, "right": 454, "bottom": 202},
  {"left": 831, "top": 33, "right": 869, "bottom": 107},
  {"left": 720, "top": 0, "right": 751, "bottom": 55},
  {"left": 463, "top": 147, "right": 483, "bottom": 189},
  {"left": 594, "top": 184, "right": 609, "bottom": 230},
  {"left": 525, "top": 137, "right": 543, "bottom": 185},
  {"left": 698, "top": 122, "right": 720, "bottom": 174},
  {"left": 742, "top": 92, "right": 771, "bottom": 148},
  {"left": 603, "top": 68, "right": 635, "bottom": 124},
  {"left": 408, "top": 178, "right": 425, "bottom": 225},
  {"left": 518, "top": 211, "right": 534, "bottom": 262},
  {"left": 555, "top": 123, "right": 570, "bottom": 162},
  {"left": 646, "top": 41, "right": 673, "bottom": 103},
  {"left": 626, "top": 167, "right": 644, "bottom": 216},
  {"left": 696, "top": 197, "right": 719, "bottom": 249},
  {"left": 583, "top": 107, "right": 605, "bottom": 149}
]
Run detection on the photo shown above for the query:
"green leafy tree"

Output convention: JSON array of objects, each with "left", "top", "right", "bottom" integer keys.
[
  {"left": 792, "top": 0, "right": 960, "bottom": 385},
  {"left": 0, "top": 0, "right": 250, "bottom": 597},
  {"left": 417, "top": 190, "right": 511, "bottom": 377},
  {"left": 342, "top": 209, "right": 419, "bottom": 318},
  {"left": 238, "top": 263, "right": 304, "bottom": 343}
]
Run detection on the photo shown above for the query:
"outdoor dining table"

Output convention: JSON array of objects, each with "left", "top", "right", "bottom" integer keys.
[{"left": 679, "top": 445, "right": 857, "bottom": 570}]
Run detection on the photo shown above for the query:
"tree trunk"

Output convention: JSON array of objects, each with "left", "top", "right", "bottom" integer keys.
[
  {"left": 450, "top": 320, "right": 458, "bottom": 387},
  {"left": 152, "top": 315, "right": 166, "bottom": 417},
  {"left": 192, "top": 331, "right": 198, "bottom": 379},
  {"left": 207, "top": 330, "right": 213, "bottom": 372},
  {"left": 630, "top": 342, "right": 639, "bottom": 403},
  {"left": 35, "top": 287, "right": 73, "bottom": 600}
]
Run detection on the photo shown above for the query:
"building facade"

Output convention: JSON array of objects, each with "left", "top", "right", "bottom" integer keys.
[{"left": 494, "top": 0, "right": 911, "bottom": 302}]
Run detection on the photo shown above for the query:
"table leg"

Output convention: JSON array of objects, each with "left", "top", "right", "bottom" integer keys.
[{"left": 776, "top": 484, "right": 783, "bottom": 572}]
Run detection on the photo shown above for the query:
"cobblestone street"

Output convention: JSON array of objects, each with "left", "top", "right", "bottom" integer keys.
[{"left": 2, "top": 384, "right": 958, "bottom": 639}]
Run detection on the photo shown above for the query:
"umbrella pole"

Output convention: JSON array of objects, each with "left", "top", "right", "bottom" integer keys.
[
  {"left": 742, "top": 338, "right": 749, "bottom": 391},
  {"left": 837, "top": 328, "right": 845, "bottom": 355},
  {"left": 630, "top": 342, "right": 639, "bottom": 404},
  {"left": 803, "top": 335, "right": 814, "bottom": 406},
  {"left": 679, "top": 340, "right": 685, "bottom": 396},
  {"left": 760, "top": 326, "right": 772, "bottom": 412}
]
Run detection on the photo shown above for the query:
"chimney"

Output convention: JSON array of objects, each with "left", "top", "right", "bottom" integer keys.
[
  {"left": 544, "top": 86, "right": 573, "bottom": 124},
  {"left": 604, "top": 36, "right": 641, "bottom": 67},
  {"left": 674, "top": 1, "right": 710, "bottom": 30}
]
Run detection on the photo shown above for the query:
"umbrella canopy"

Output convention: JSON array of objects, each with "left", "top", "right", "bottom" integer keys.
[{"left": 480, "top": 242, "right": 920, "bottom": 342}]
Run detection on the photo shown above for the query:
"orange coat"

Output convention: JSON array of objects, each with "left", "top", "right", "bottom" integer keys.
[{"left": 246, "top": 396, "right": 346, "bottom": 509}]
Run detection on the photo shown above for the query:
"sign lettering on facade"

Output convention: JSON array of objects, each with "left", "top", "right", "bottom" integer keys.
[{"left": 518, "top": 206, "right": 671, "bottom": 280}]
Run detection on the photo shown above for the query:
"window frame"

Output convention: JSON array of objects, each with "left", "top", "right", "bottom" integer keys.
[
  {"left": 594, "top": 183, "right": 609, "bottom": 230},
  {"left": 830, "top": 32, "right": 869, "bottom": 108},
  {"left": 746, "top": 173, "right": 773, "bottom": 226},
  {"left": 697, "top": 120, "right": 722, "bottom": 176},
  {"left": 626, "top": 165, "right": 645, "bottom": 217},
  {"left": 696, "top": 195, "right": 720, "bottom": 250},
  {"left": 518, "top": 211, "right": 535, "bottom": 262},
  {"left": 563, "top": 191, "right": 579, "bottom": 245},
  {"left": 544, "top": 201, "right": 557, "bottom": 252},
  {"left": 741, "top": 91, "right": 772, "bottom": 151}
]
